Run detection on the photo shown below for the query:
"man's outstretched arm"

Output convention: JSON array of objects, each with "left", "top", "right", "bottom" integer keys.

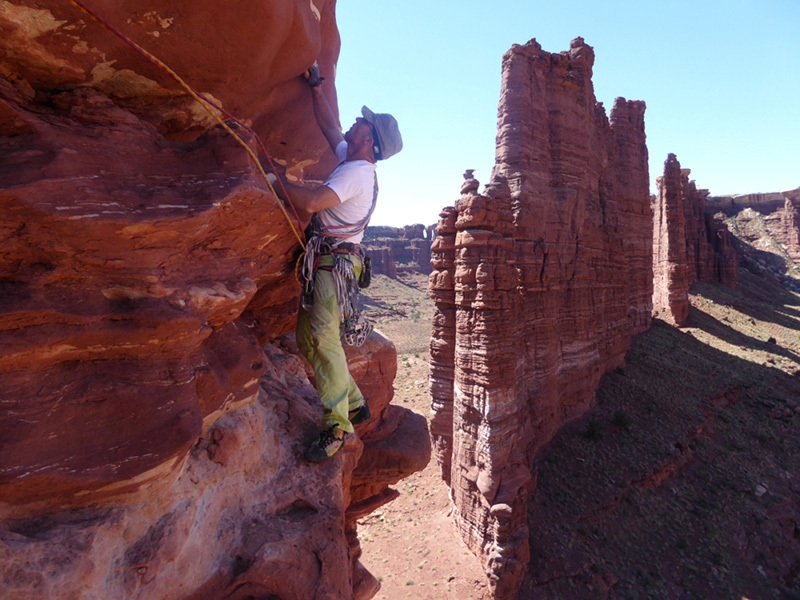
[{"left": 307, "top": 71, "right": 344, "bottom": 153}]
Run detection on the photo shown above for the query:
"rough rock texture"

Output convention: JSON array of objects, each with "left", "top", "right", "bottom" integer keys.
[
  {"left": 1, "top": 1, "right": 429, "bottom": 598},
  {"left": 1, "top": 334, "right": 429, "bottom": 599},
  {"left": 651, "top": 155, "right": 691, "bottom": 325},
  {"left": 428, "top": 38, "right": 653, "bottom": 599},
  {"left": 708, "top": 188, "right": 800, "bottom": 281},
  {"left": 651, "top": 154, "right": 737, "bottom": 326},
  {"left": 0, "top": 0, "right": 343, "bottom": 179},
  {"left": 710, "top": 190, "right": 800, "bottom": 292},
  {"left": 362, "top": 224, "right": 434, "bottom": 278},
  {"left": 710, "top": 215, "right": 738, "bottom": 288},
  {"left": 779, "top": 197, "right": 800, "bottom": 264},
  {"left": 365, "top": 245, "right": 398, "bottom": 279},
  {"left": 0, "top": 82, "right": 300, "bottom": 509},
  {"left": 680, "top": 169, "right": 715, "bottom": 284}
]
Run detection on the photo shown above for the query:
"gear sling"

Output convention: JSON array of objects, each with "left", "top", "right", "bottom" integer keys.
[{"left": 298, "top": 172, "right": 376, "bottom": 346}]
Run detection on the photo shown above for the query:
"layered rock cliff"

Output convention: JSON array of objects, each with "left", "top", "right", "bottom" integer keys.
[
  {"left": 428, "top": 38, "right": 653, "bottom": 599},
  {"left": 1, "top": 2, "right": 428, "bottom": 598},
  {"left": 708, "top": 188, "right": 800, "bottom": 218},
  {"left": 652, "top": 154, "right": 737, "bottom": 326}
]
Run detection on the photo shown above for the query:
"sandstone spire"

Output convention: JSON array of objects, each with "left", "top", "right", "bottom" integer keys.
[
  {"left": 429, "top": 37, "right": 652, "bottom": 598},
  {"left": 652, "top": 153, "right": 737, "bottom": 325}
]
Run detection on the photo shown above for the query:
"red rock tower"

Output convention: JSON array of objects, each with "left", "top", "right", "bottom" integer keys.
[
  {"left": 652, "top": 153, "right": 691, "bottom": 324},
  {"left": 652, "top": 153, "right": 737, "bottom": 325},
  {"left": 429, "top": 38, "right": 652, "bottom": 599}
]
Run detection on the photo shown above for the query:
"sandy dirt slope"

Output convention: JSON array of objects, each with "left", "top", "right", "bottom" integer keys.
[{"left": 359, "top": 272, "right": 490, "bottom": 599}]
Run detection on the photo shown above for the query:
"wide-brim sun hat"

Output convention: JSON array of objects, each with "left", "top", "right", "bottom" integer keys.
[{"left": 361, "top": 106, "right": 403, "bottom": 161}]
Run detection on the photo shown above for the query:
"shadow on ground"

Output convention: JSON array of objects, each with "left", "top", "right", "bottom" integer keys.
[
  {"left": 694, "top": 271, "right": 800, "bottom": 333},
  {"left": 522, "top": 272, "right": 800, "bottom": 600}
]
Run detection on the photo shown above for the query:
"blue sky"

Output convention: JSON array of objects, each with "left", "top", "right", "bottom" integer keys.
[{"left": 333, "top": 0, "right": 799, "bottom": 227}]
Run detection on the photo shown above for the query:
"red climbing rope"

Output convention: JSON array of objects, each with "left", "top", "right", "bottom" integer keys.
[{"left": 69, "top": 0, "right": 306, "bottom": 248}]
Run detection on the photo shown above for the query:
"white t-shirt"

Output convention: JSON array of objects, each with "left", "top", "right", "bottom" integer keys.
[{"left": 319, "top": 141, "right": 377, "bottom": 244}]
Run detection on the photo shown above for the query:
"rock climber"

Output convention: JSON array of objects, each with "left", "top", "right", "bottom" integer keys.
[{"left": 275, "top": 64, "right": 402, "bottom": 462}]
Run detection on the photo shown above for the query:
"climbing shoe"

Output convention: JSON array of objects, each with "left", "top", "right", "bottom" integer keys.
[
  {"left": 305, "top": 426, "right": 347, "bottom": 462},
  {"left": 348, "top": 402, "right": 372, "bottom": 425}
]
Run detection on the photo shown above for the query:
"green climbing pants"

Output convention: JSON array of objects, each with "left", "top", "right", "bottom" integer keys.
[{"left": 296, "top": 253, "right": 364, "bottom": 434}]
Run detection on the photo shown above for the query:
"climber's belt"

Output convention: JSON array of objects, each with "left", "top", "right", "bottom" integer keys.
[
  {"left": 327, "top": 242, "right": 360, "bottom": 253},
  {"left": 317, "top": 242, "right": 362, "bottom": 264},
  {"left": 315, "top": 251, "right": 362, "bottom": 272}
]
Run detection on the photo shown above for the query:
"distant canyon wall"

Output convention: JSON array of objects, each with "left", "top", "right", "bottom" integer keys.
[
  {"left": 362, "top": 224, "right": 435, "bottom": 279},
  {"left": 651, "top": 154, "right": 737, "bottom": 325},
  {"left": 428, "top": 38, "right": 653, "bottom": 599},
  {"left": 1, "top": 2, "right": 428, "bottom": 598},
  {"left": 709, "top": 188, "right": 800, "bottom": 284},
  {"left": 708, "top": 188, "right": 800, "bottom": 217}
]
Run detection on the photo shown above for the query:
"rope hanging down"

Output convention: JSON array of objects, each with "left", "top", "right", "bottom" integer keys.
[{"left": 69, "top": 0, "right": 306, "bottom": 249}]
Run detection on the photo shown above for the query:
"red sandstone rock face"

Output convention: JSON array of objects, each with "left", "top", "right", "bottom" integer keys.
[
  {"left": 0, "top": 0, "right": 342, "bottom": 178},
  {"left": 0, "top": 335, "right": 426, "bottom": 599},
  {"left": 368, "top": 246, "right": 398, "bottom": 279},
  {"left": 710, "top": 214, "right": 738, "bottom": 287},
  {"left": 1, "top": 2, "right": 428, "bottom": 598},
  {"left": 779, "top": 198, "right": 800, "bottom": 264},
  {"left": 651, "top": 154, "right": 737, "bottom": 325},
  {"left": 429, "top": 38, "right": 653, "bottom": 599},
  {"left": 681, "top": 169, "right": 715, "bottom": 284},
  {"left": 708, "top": 188, "right": 800, "bottom": 218},
  {"left": 652, "top": 154, "right": 691, "bottom": 325},
  {"left": 0, "top": 78, "right": 300, "bottom": 509}
]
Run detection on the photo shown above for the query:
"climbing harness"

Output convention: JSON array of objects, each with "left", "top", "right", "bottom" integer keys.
[
  {"left": 68, "top": 0, "right": 306, "bottom": 249},
  {"left": 300, "top": 235, "right": 373, "bottom": 346},
  {"left": 298, "top": 172, "right": 378, "bottom": 346}
]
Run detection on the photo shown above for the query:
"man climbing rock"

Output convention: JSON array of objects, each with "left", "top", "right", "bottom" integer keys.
[{"left": 277, "top": 64, "right": 402, "bottom": 462}]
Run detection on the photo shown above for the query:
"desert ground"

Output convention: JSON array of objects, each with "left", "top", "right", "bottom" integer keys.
[{"left": 359, "top": 271, "right": 490, "bottom": 599}]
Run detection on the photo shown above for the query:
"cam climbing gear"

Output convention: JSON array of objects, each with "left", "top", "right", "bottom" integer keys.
[
  {"left": 358, "top": 253, "right": 372, "bottom": 289},
  {"left": 299, "top": 233, "right": 374, "bottom": 347}
]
